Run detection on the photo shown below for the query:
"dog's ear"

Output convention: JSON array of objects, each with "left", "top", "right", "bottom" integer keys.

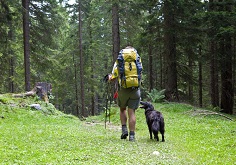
[
  {"left": 140, "top": 101, "right": 145, "bottom": 105},
  {"left": 139, "top": 101, "right": 146, "bottom": 108},
  {"left": 139, "top": 105, "right": 144, "bottom": 108},
  {"left": 148, "top": 102, "right": 154, "bottom": 110}
]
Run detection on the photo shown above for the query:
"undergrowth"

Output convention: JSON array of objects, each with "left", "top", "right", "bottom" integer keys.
[{"left": 0, "top": 94, "right": 235, "bottom": 164}]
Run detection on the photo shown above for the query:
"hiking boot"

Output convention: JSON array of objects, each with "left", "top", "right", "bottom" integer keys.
[
  {"left": 121, "top": 132, "right": 128, "bottom": 139},
  {"left": 121, "top": 125, "right": 128, "bottom": 139},
  {"left": 121, "top": 131, "right": 128, "bottom": 139},
  {"left": 129, "top": 134, "right": 135, "bottom": 142},
  {"left": 129, "top": 131, "right": 135, "bottom": 141}
]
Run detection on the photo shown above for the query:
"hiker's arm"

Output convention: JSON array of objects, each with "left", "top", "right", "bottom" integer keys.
[{"left": 109, "top": 62, "right": 118, "bottom": 81}]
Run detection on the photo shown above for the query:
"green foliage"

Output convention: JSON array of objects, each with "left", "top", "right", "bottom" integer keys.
[
  {"left": 0, "top": 96, "right": 236, "bottom": 164},
  {"left": 0, "top": 95, "right": 236, "bottom": 165},
  {"left": 0, "top": 96, "right": 8, "bottom": 104},
  {"left": 0, "top": 94, "right": 64, "bottom": 117},
  {"left": 147, "top": 89, "right": 166, "bottom": 103},
  {"left": 1, "top": 0, "right": 236, "bottom": 115}
]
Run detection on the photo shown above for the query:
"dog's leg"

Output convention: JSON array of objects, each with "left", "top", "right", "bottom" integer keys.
[
  {"left": 160, "top": 120, "right": 165, "bottom": 142},
  {"left": 148, "top": 126, "right": 153, "bottom": 139},
  {"left": 153, "top": 131, "right": 159, "bottom": 141},
  {"left": 160, "top": 128, "right": 165, "bottom": 142},
  {"left": 161, "top": 133, "right": 165, "bottom": 142},
  {"left": 160, "top": 127, "right": 165, "bottom": 142},
  {"left": 155, "top": 133, "right": 159, "bottom": 141}
]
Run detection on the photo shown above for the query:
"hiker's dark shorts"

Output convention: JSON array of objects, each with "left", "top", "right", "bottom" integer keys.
[{"left": 118, "top": 87, "right": 141, "bottom": 110}]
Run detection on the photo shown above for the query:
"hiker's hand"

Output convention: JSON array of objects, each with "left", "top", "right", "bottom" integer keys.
[{"left": 103, "top": 74, "right": 111, "bottom": 82}]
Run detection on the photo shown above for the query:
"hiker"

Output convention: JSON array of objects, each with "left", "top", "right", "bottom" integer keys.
[{"left": 106, "top": 46, "right": 142, "bottom": 141}]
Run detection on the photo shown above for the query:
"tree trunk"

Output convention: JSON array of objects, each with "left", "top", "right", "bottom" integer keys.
[
  {"left": 218, "top": 1, "right": 234, "bottom": 114},
  {"left": 234, "top": 36, "right": 236, "bottom": 114},
  {"left": 187, "top": 47, "right": 193, "bottom": 104},
  {"left": 198, "top": 46, "right": 203, "bottom": 107},
  {"left": 9, "top": 54, "right": 14, "bottom": 93},
  {"left": 88, "top": 17, "right": 95, "bottom": 116},
  {"left": 112, "top": 2, "right": 120, "bottom": 61},
  {"left": 220, "top": 35, "right": 233, "bottom": 114},
  {"left": 5, "top": 2, "right": 15, "bottom": 93},
  {"left": 73, "top": 53, "right": 79, "bottom": 116},
  {"left": 210, "top": 41, "right": 220, "bottom": 107},
  {"left": 111, "top": 2, "right": 120, "bottom": 98},
  {"left": 163, "top": 0, "right": 178, "bottom": 102},
  {"left": 13, "top": 82, "right": 52, "bottom": 102},
  {"left": 78, "top": 0, "right": 85, "bottom": 116},
  {"left": 22, "top": 0, "right": 31, "bottom": 91},
  {"left": 209, "top": 0, "right": 219, "bottom": 108},
  {"left": 148, "top": 44, "right": 153, "bottom": 92},
  {"left": 158, "top": 25, "right": 164, "bottom": 89}
]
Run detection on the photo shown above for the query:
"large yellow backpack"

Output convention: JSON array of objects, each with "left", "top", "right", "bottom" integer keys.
[{"left": 117, "top": 48, "right": 142, "bottom": 88}]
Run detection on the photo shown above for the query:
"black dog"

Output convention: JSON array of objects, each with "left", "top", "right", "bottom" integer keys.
[{"left": 140, "top": 101, "right": 165, "bottom": 142}]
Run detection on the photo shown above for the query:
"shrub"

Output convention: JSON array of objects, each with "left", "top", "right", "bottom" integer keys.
[{"left": 147, "top": 89, "right": 166, "bottom": 103}]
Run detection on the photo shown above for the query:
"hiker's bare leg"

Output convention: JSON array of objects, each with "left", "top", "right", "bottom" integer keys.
[
  {"left": 120, "top": 107, "right": 128, "bottom": 139},
  {"left": 120, "top": 107, "right": 127, "bottom": 125},
  {"left": 128, "top": 108, "right": 136, "bottom": 132}
]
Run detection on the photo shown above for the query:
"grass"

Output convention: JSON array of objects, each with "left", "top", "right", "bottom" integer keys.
[{"left": 0, "top": 94, "right": 236, "bottom": 164}]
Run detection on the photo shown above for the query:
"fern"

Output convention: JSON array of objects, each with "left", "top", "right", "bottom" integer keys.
[{"left": 147, "top": 89, "right": 166, "bottom": 103}]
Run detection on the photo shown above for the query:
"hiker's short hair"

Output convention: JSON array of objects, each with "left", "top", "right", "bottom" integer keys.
[{"left": 125, "top": 46, "right": 134, "bottom": 49}]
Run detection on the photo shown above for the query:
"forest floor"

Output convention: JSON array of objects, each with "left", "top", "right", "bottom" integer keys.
[{"left": 0, "top": 94, "right": 236, "bottom": 164}]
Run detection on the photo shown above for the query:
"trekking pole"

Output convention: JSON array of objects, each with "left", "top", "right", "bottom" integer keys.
[
  {"left": 105, "top": 82, "right": 112, "bottom": 129},
  {"left": 108, "top": 83, "right": 111, "bottom": 124},
  {"left": 103, "top": 74, "right": 112, "bottom": 129},
  {"left": 105, "top": 82, "right": 109, "bottom": 129}
]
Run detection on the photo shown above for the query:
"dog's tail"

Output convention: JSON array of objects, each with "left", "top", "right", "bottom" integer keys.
[
  {"left": 160, "top": 116, "right": 165, "bottom": 134},
  {"left": 152, "top": 116, "right": 159, "bottom": 133}
]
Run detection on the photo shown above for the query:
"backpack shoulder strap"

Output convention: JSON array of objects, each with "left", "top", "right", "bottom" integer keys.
[{"left": 134, "top": 49, "right": 142, "bottom": 81}]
